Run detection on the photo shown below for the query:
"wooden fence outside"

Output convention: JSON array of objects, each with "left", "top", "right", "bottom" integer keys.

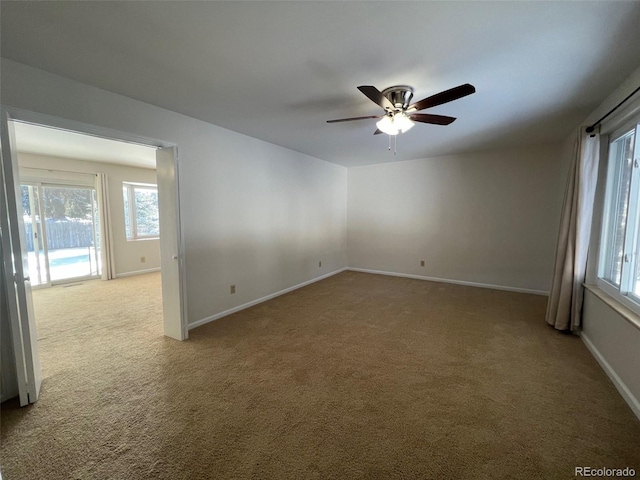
[{"left": 23, "top": 218, "right": 94, "bottom": 251}]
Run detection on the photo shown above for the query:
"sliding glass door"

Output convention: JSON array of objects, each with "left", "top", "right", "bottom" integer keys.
[{"left": 21, "top": 182, "right": 101, "bottom": 286}]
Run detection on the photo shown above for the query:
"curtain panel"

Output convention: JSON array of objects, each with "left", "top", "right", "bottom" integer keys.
[
  {"left": 546, "top": 128, "right": 600, "bottom": 332},
  {"left": 96, "top": 173, "right": 116, "bottom": 280}
]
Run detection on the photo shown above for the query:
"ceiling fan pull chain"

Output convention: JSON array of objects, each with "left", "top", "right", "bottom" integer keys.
[
  {"left": 388, "top": 134, "right": 391, "bottom": 151},
  {"left": 394, "top": 134, "right": 397, "bottom": 155}
]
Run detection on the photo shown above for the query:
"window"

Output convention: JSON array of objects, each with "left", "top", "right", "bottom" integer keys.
[
  {"left": 123, "top": 182, "right": 159, "bottom": 240},
  {"left": 598, "top": 120, "right": 640, "bottom": 306}
]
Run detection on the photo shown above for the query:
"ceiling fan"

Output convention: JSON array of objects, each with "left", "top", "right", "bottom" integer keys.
[{"left": 327, "top": 83, "right": 476, "bottom": 136}]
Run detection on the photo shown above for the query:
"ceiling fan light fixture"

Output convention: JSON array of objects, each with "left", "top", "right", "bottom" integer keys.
[
  {"left": 394, "top": 112, "right": 415, "bottom": 133},
  {"left": 376, "top": 115, "right": 399, "bottom": 135},
  {"left": 376, "top": 112, "right": 414, "bottom": 135}
]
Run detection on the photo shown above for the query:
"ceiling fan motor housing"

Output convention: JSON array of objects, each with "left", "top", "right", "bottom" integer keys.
[{"left": 381, "top": 85, "right": 414, "bottom": 110}]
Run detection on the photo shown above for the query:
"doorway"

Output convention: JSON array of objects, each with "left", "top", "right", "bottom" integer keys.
[{"left": 2, "top": 108, "right": 187, "bottom": 405}]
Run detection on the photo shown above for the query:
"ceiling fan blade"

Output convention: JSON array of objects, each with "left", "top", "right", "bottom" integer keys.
[
  {"left": 408, "top": 83, "right": 475, "bottom": 112},
  {"left": 326, "top": 115, "right": 382, "bottom": 123},
  {"left": 374, "top": 129, "right": 383, "bottom": 135},
  {"left": 357, "top": 85, "right": 394, "bottom": 111},
  {"left": 409, "top": 114, "right": 456, "bottom": 125}
]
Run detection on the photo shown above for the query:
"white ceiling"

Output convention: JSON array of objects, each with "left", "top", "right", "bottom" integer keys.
[
  {"left": 13, "top": 122, "right": 157, "bottom": 169},
  {"left": 2, "top": 1, "right": 640, "bottom": 168}
]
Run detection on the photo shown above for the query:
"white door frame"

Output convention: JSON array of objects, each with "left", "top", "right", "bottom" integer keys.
[
  {"left": 156, "top": 147, "right": 185, "bottom": 340},
  {"left": 1, "top": 106, "right": 189, "bottom": 340},
  {"left": 1, "top": 108, "right": 42, "bottom": 405}
]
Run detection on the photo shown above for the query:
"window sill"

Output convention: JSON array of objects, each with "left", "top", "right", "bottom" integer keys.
[
  {"left": 126, "top": 237, "right": 159, "bottom": 242},
  {"left": 583, "top": 283, "right": 640, "bottom": 331}
]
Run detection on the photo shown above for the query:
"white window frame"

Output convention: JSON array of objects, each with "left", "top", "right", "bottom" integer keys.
[
  {"left": 123, "top": 182, "right": 159, "bottom": 241},
  {"left": 593, "top": 115, "right": 640, "bottom": 315}
]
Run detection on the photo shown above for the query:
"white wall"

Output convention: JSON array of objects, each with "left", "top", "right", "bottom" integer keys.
[
  {"left": 1, "top": 59, "right": 348, "bottom": 326},
  {"left": 582, "top": 290, "right": 640, "bottom": 419},
  {"left": 348, "top": 143, "right": 564, "bottom": 293},
  {"left": 17, "top": 152, "right": 161, "bottom": 277}
]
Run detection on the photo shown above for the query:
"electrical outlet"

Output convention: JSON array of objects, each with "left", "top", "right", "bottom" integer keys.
[
  {"left": 420, "top": 260, "right": 425, "bottom": 267},
  {"left": 230, "top": 285, "right": 236, "bottom": 294},
  {"left": 141, "top": 256, "right": 146, "bottom": 263},
  {"left": 319, "top": 261, "right": 322, "bottom": 268}
]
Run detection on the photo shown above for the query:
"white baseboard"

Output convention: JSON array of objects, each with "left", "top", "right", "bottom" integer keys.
[
  {"left": 188, "top": 268, "right": 348, "bottom": 330},
  {"left": 346, "top": 267, "right": 549, "bottom": 296},
  {"left": 115, "top": 267, "right": 161, "bottom": 278},
  {"left": 580, "top": 332, "right": 640, "bottom": 421}
]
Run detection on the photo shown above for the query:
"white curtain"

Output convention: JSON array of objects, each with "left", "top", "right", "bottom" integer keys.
[
  {"left": 96, "top": 173, "right": 116, "bottom": 280},
  {"left": 546, "top": 127, "right": 600, "bottom": 332}
]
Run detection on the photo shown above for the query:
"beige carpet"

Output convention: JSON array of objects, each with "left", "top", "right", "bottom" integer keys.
[{"left": 1, "top": 271, "right": 639, "bottom": 479}]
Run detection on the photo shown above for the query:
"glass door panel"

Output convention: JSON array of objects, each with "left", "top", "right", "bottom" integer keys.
[
  {"left": 41, "top": 185, "right": 101, "bottom": 282},
  {"left": 21, "top": 184, "right": 48, "bottom": 286}
]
